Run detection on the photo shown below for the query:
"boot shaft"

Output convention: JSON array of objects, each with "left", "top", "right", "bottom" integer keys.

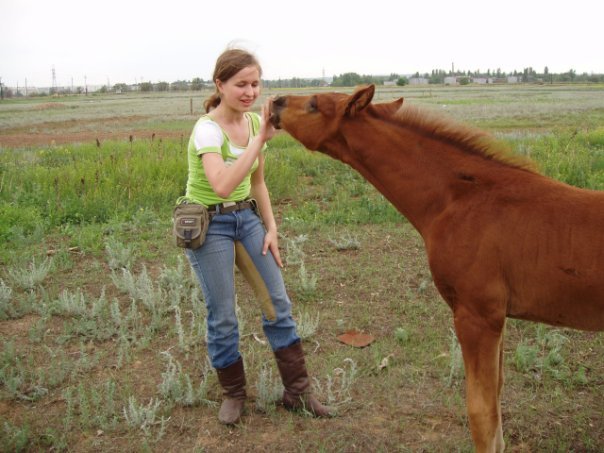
[
  {"left": 274, "top": 341, "right": 335, "bottom": 417},
  {"left": 274, "top": 341, "right": 309, "bottom": 396},
  {"left": 216, "top": 356, "right": 246, "bottom": 425},
  {"left": 216, "top": 356, "right": 246, "bottom": 400}
]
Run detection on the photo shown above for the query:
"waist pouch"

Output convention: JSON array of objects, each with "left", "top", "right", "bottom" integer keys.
[{"left": 173, "top": 202, "right": 210, "bottom": 249}]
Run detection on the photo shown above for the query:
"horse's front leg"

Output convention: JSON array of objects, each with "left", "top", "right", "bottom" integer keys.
[{"left": 454, "top": 306, "right": 506, "bottom": 453}]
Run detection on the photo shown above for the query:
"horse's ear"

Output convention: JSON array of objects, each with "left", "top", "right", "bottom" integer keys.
[
  {"left": 345, "top": 84, "right": 375, "bottom": 117},
  {"left": 392, "top": 97, "right": 404, "bottom": 109},
  {"left": 370, "top": 97, "right": 404, "bottom": 118}
]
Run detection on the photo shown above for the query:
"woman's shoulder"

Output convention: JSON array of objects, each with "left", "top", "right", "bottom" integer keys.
[
  {"left": 195, "top": 114, "right": 219, "bottom": 127},
  {"left": 192, "top": 115, "right": 224, "bottom": 147},
  {"left": 194, "top": 115, "right": 222, "bottom": 134}
]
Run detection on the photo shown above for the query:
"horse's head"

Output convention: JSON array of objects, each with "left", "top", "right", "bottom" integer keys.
[{"left": 270, "top": 84, "right": 378, "bottom": 152}]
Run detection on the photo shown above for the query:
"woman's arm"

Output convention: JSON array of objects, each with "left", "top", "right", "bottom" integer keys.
[
  {"left": 202, "top": 135, "right": 264, "bottom": 199},
  {"left": 202, "top": 102, "right": 275, "bottom": 199},
  {"left": 250, "top": 152, "right": 283, "bottom": 268}
]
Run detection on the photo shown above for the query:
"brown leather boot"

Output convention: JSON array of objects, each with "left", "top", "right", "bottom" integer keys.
[
  {"left": 215, "top": 357, "right": 246, "bottom": 424},
  {"left": 274, "top": 341, "right": 335, "bottom": 417}
]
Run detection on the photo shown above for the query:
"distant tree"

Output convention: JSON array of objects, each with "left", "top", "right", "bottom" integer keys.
[
  {"left": 139, "top": 82, "right": 153, "bottom": 92},
  {"left": 155, "top": 82, "right": 169, "bottom": 92},
  {"left": 170, "top": 80, "right": 189, "bottom": 91},
  {"left": 559, "top": 69, "right": 577, "bottom": 82},
  {"left": 522, "top": 67, "right": 536, "bottom": 83},
  {"left": 396, "top": 76, "right": 409, "bottom": 86},
  {"left": 332, "top": 72, "right": 363, "bottom": 87},
  {"left": 568, "top": 69, "right": 576, "bottom": 81},
  {"left": 429, "top": 69, "right": 446, "bottom": 84},
  {"left": 191, "top": 78, "right": 204, "bottom": 90},
  {"left": 587, "top": 73, "right": 604, "bottom": 83},
  {"left": 459, "top": 77, "right": 470, "bottom": 85},
  {"left": 113, "top": 83, "right": 129, "bottom": 93}
]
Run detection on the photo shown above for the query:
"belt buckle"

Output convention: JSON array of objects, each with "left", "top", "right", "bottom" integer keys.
[{"left": 218, "top": 201, "right": 237, "bottom": 214}]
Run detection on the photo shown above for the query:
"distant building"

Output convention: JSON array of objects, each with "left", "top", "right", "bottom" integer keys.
[
  {"left": 472, "top": 77, "right": 489, "bottom": 84},
  {"left": 507, "top": 76, "right": 519, "bottom": 84},
  {"left": 444, "top": 76, "right": 458, "bottom": 85},
  {"left": 409, "top": 77, "right": 429, "bottom": 85},
  {"left": 383, "top": 80, "right": 397, "bottom": 86}
]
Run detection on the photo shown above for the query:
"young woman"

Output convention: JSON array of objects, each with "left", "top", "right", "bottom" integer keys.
[{"left": 181, "top": 48, "right": 332, "bottom": 424}]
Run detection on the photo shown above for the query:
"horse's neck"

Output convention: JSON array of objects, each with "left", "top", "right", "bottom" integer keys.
[{"left": 337, "top": 119, "right": 472, "bottom": 233}]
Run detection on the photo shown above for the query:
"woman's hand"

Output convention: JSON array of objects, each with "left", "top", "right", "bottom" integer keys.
[
  {"left": 258, "top": 98, "right": 276, "bottom": 143},
  {"left": 262, "top": 228, "right": 283, "bottom": 268}
]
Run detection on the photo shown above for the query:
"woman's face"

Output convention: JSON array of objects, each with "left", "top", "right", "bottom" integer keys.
[{"left": 216, "top": 65, "right": 261, "bottom": 112}]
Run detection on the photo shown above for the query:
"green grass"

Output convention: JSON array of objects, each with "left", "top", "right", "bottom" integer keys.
[
  {"left": 0, "top": 85, "right": 602, "bottom": 452},
  {"left": 2, "top": 126, "right": 602, "bottom": 248},
  {"left": 0, "top": 139, "right": 187, "bottom": 243}
]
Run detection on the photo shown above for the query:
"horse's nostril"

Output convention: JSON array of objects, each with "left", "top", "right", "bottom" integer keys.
[{"left": 273, "top": 96, "right": 286, "bottom": 107}]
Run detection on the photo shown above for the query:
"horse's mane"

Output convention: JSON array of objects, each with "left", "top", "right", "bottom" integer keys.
[{"left": 391, "top": 105, "right": 539, "bottom": 173}]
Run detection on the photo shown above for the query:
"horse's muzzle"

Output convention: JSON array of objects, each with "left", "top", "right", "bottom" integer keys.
[{"left": 269, "top": 96, "right": 287, "bottom": 129}]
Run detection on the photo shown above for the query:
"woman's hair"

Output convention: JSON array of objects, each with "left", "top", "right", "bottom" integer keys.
[{"left": 204, "top": 48, "right": 262, "bottom": 113}]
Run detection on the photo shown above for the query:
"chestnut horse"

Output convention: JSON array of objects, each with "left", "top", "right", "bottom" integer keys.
[{"left": 269, "top": 85, "right": 604, "bottom": 452}]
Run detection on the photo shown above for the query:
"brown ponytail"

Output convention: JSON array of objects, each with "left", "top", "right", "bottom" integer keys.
[
  {"left": 204, "top": 93, "right": 221, "bottom": 113},
  {"left": 203, "top": 47, "right": 262, "bottom": 113}
]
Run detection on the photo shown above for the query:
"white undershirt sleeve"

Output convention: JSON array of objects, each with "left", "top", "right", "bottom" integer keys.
[{"left": 193, "top": 120, "right": 224, "bottom": 154}]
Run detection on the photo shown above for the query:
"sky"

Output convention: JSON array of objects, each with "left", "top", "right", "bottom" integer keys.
[{"left": 1, "top": 0, "right": 603, "bottom": 88}]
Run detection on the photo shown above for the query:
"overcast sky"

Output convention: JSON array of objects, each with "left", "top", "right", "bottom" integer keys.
[{"left": 2, "top": 0, "right": 602, "bottom": 88}]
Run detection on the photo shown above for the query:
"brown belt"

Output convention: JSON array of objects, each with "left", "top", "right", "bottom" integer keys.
[{"left": 207, "top": 199, "right": 255, "bottom": 215}]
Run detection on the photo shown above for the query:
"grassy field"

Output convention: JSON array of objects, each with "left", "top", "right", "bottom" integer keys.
[{"left": 1, "top": 84, "right": 603, "bottom": 452}]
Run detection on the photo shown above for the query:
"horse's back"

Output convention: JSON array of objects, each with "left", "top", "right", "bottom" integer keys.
[{"left": 427, "top": 176, "right": 604, "bottom": 331}]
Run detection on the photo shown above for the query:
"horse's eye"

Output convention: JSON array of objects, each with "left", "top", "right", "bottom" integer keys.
[{"left": 307, "top": 96, "right": 318, "bottom": 112}]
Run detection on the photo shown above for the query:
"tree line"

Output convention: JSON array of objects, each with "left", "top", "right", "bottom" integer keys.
[
  {"left": 330, "top": 67, "right": 604, "bottom": 86},
  {"left": 2, "top": 67, "right": 603, "bottom": 98}
]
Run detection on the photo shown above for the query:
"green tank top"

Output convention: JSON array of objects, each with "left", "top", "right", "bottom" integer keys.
[{"left": 182, "top": 112, "right": 265, "bottom": 207}]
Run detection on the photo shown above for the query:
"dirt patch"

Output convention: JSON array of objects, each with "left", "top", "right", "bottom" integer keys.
[
  {"left": 0, "top": 314, "right": 38, "bottom": 338},
  {"left": 0, "top": 115, "right": 188, "bottom": 148},
  {"left": 32, "top": 102, "right": 69, "bottom": 111},
  {"left": 0, "top": 130, "right": 186, "bottom": 148}
]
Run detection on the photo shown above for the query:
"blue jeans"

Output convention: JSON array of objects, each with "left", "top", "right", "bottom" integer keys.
[{"left": 185, "top": 207, "right": 299, "bottom": 369}]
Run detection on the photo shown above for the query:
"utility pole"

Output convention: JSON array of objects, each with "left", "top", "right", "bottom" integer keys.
[{"left": 52, "top": 65, "right": 57, "bottom": 94}]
